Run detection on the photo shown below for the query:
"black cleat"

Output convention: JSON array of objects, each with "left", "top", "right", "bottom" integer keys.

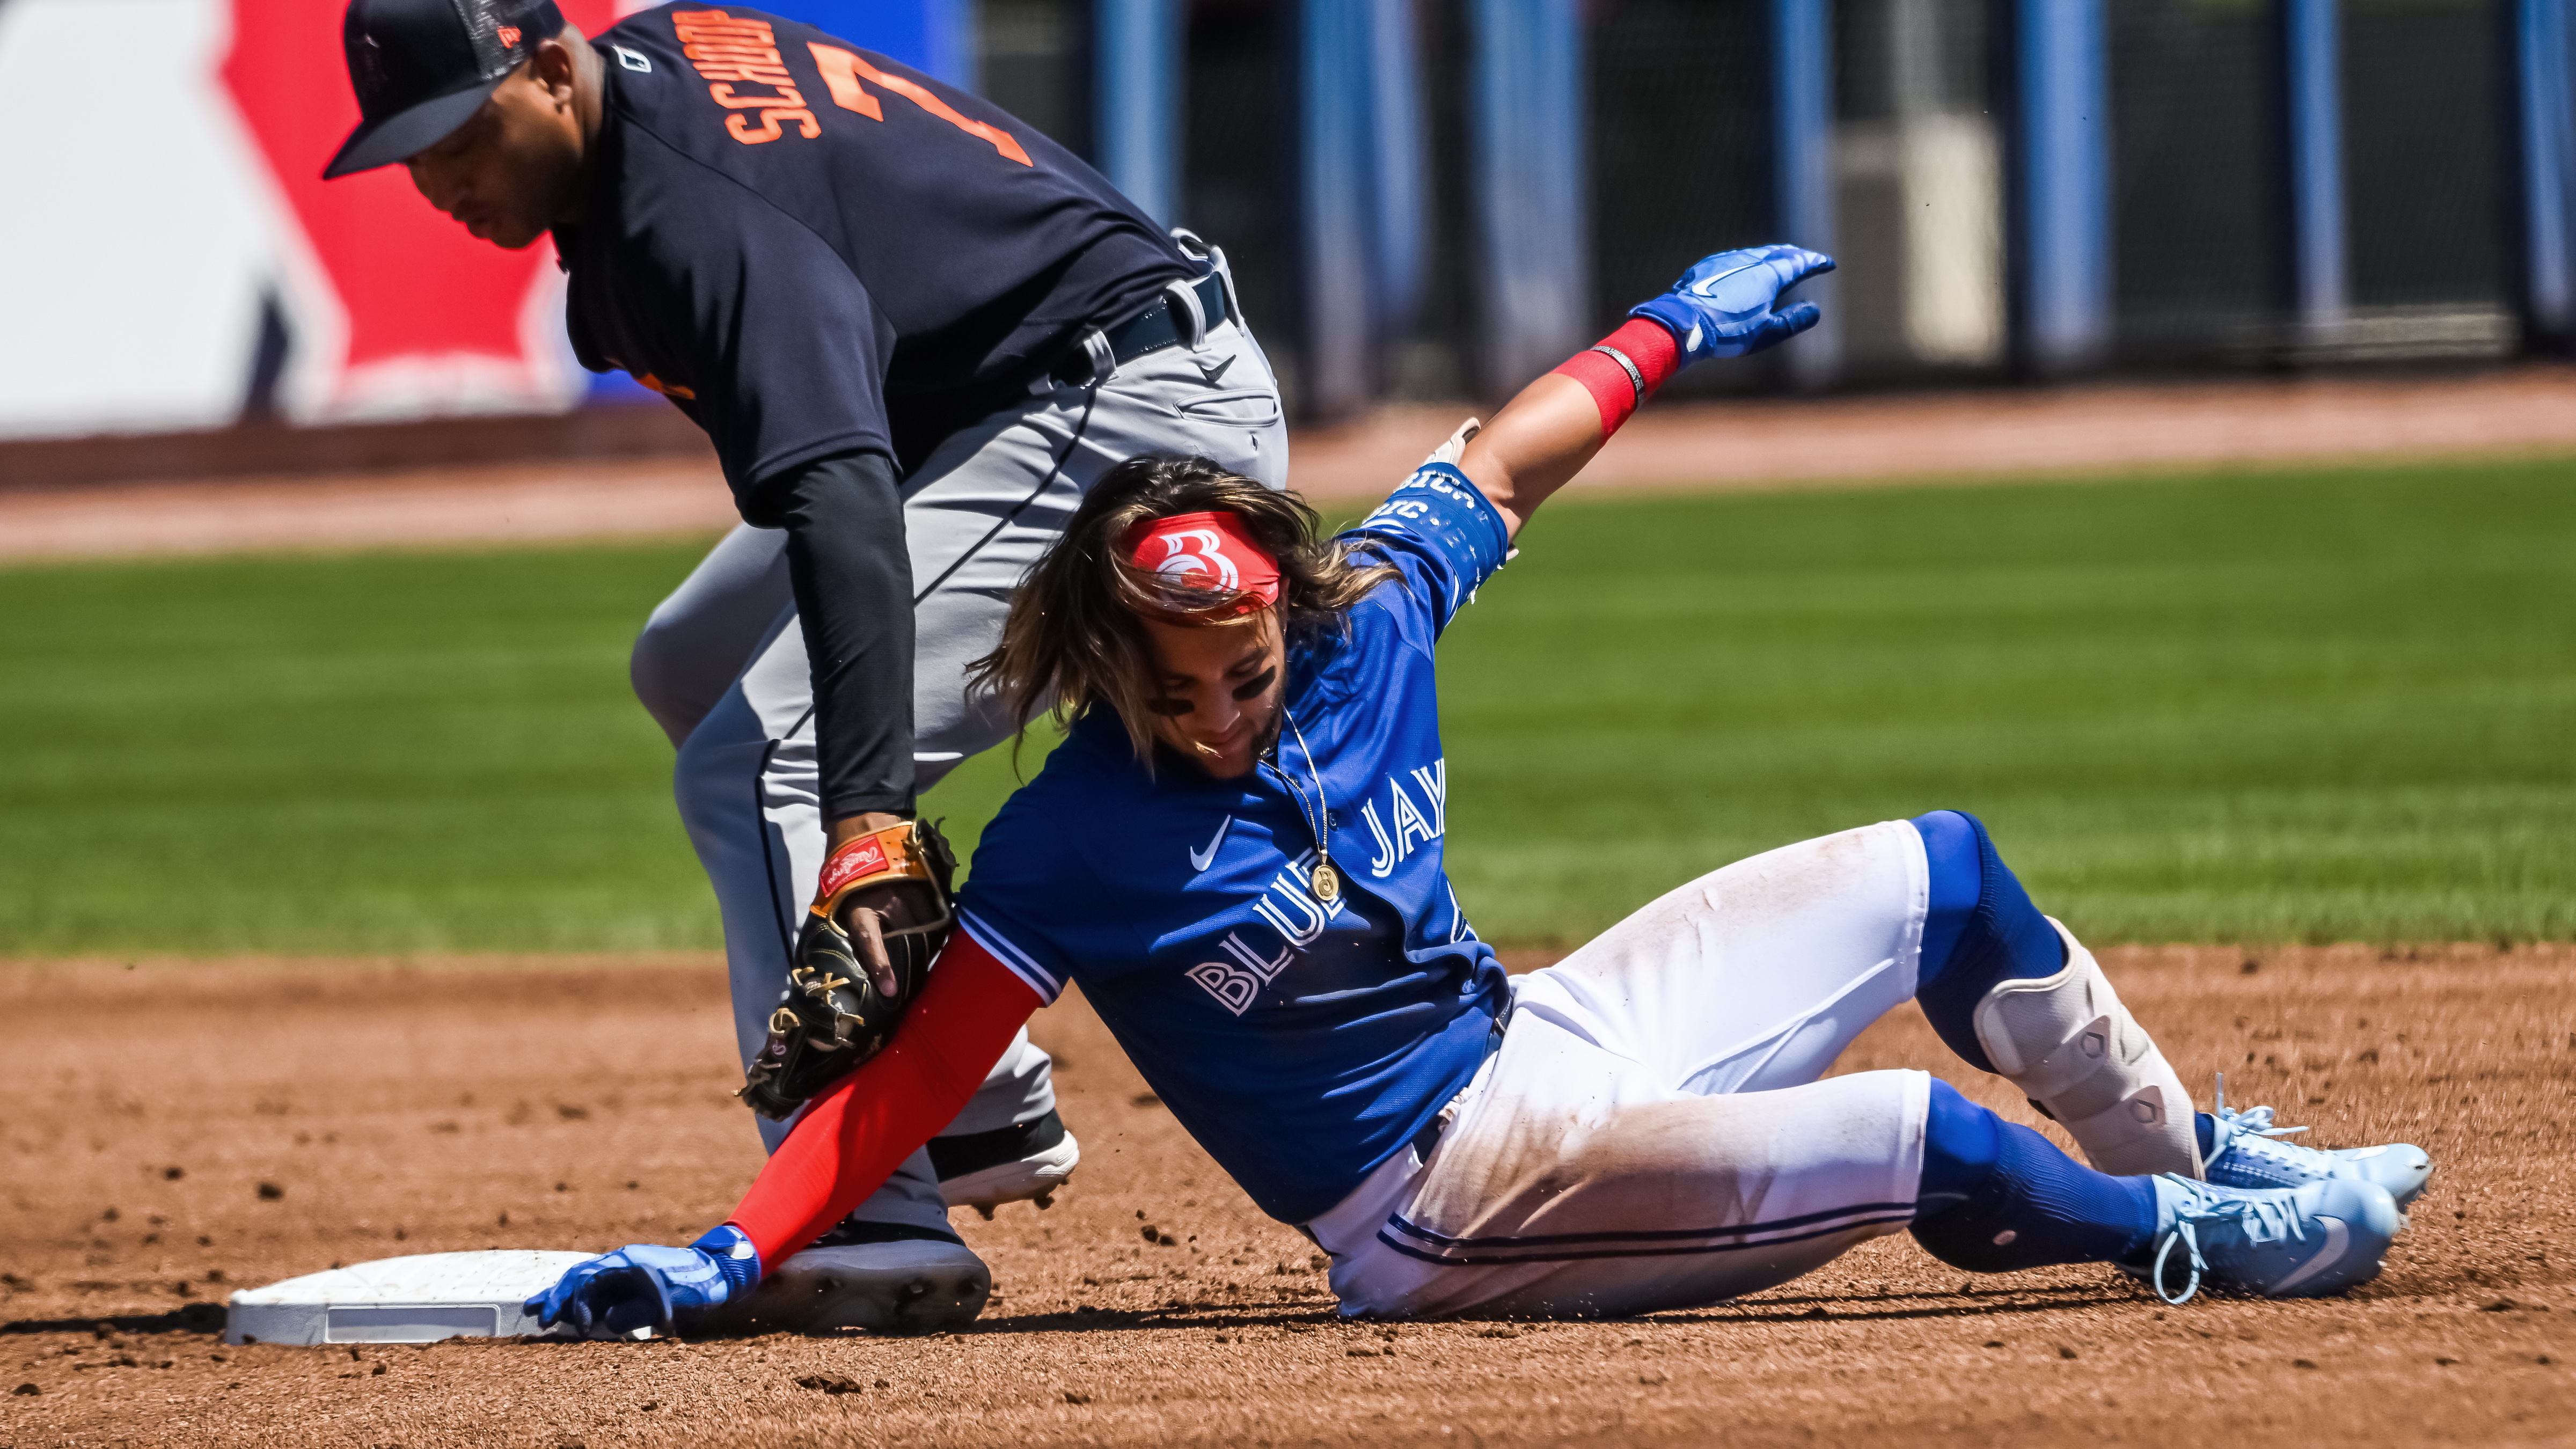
[{"left": 928, "top": 1109, "right": 1080, "bottom": 1218}]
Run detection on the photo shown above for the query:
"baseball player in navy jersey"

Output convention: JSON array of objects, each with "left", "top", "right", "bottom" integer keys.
[
  {"left": 327, "top": 0, "right": 1290, "bottom": 1327},
  {"left": 525, "top": 247, "right": 2433, "bottom": 1336}
]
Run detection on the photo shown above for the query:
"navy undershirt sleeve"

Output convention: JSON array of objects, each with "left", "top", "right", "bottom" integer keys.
[{"left": 764, "top": 451, "right": 917, "bottom": 821}]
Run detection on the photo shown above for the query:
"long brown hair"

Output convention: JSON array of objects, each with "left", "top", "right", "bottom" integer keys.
[{"left": 969, "top": 455, "right": 1399, "bottom": 764}]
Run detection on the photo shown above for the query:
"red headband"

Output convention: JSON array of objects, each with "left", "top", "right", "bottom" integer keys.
[{"left": 1122, "top": 510, "right": 1282, "bottom": 618}]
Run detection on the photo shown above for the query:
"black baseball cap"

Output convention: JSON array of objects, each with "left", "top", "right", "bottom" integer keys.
[{"left": 323, "top": 0, "right": 567, "bottom": 178}]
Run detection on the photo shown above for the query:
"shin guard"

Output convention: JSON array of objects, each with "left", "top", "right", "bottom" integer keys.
[{"left": 1972, "top": 918, "right": 2202, "bottom": 1179}]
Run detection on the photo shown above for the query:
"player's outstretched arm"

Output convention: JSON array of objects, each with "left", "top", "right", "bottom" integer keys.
[
  {"left": 523, "top": 938, "right": 1041, "bottom": 1337},
  {"left": 1457, "top": 245, "right": 1833, "bottom": 537},
  {"left": 722, "top": 936, "right": 1042, "bottom": 1261}
]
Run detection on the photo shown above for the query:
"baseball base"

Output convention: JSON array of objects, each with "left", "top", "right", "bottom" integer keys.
[{"left": 224, "top": 1250, "right": 649, "bottom": 1346}]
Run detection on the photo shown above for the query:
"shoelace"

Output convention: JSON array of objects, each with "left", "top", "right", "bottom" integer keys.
[
  {"left": 2151, "top": 1218, "right": 2206, "bottom": 1306},
  {"left": 2206, "top": 1072, "right": 2312, "bottom": 1162},
  {"left": 2147, "top": 1173, "right": 2314, "bottom": 1306}
]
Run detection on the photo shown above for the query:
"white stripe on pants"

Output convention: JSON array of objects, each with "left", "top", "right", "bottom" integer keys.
[
  {"left": 1311, "top": 820, "right": 1935, "bottom": 1317},
  {"left": 638, "top": 316, "right": 1290, "bottom": 1231}
]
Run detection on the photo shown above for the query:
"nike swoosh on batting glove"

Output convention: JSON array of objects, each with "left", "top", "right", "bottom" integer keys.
[
  {"left": 1629, "top": 244, "right": 1836, "bottom": 364},
  {"left": 523, "top": 1224, "right": 762, "bottom": 1337}
]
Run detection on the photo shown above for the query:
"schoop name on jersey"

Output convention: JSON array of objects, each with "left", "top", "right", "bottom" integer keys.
[{"left": 956, "top": 463, "right": 1514, "bottom": 1224}]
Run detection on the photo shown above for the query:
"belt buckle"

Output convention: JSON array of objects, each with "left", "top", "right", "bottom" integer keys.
[
  {"left": 1164, "top": 277, "right": 1209, "bottom": 348},
  {"left": 1079, "top": 326, "right": 1117, "bottom": 384}
]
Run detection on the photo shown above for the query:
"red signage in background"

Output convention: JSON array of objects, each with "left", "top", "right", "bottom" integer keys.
[{"left": 221, "top": 0, "right": 620, "bottom": 418}]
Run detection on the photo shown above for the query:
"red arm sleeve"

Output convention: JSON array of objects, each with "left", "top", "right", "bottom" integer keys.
[
  {"left": 1548, "top": 316, "right": 1683, "bottom": 434},
  {"left": 722, "top": 933, "right": 1043, "bottom": 1269}
]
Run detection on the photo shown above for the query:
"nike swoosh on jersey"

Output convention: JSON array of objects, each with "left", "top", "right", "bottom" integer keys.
[{"left": 1190, "top": 815, "right": 1233, "bottom": 872}]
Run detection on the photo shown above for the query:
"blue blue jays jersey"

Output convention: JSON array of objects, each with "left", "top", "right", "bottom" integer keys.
[{"left": 957, "top": 464, "right": 1514, "bottom": 1224}]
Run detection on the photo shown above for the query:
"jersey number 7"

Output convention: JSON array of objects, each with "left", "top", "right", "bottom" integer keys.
[{"left": 806, "top": 45, "right": 1034, "bottom": 168}]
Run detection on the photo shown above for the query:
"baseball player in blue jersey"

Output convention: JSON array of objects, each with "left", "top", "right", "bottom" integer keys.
[
  {"left": 329, "top": 0, "right": 1296, "bottom": 1327},
  {"left": 526, "top": 251, "right": 2433, "bottom": 1335}
]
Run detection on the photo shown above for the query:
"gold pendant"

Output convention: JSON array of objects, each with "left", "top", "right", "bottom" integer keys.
[{"left": 1312, "top": 860, "right": 1342, "bottom": 902}]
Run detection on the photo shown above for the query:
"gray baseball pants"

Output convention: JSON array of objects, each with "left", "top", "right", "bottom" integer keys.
[{"left": 630, "top": 300, "right": 1289, "bottom": 1235}]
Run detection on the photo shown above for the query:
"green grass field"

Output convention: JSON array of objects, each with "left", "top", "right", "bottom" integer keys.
[{"left": 2, "top": 456, "right": 2568, "bottom": 957}]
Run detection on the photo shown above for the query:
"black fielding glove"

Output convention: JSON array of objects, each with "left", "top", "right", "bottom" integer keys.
[{"left": 738, "top": 819, "right": 958, "bottom": 1120}]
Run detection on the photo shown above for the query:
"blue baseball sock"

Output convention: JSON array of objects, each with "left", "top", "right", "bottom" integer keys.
[
  {"left": 1910, "top": 810, "right": 2065, "bottom": 1074},
  {"left": 1911, "top": 1079, "right": 2157, "bottom": 1272}
]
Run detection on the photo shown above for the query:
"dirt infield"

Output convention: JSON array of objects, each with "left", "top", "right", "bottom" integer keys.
[
  {"left": 2, "top": 947, "right": 2568, "bottom": 1447},
  {"left": 8, "top": 366, "right": 2576, "bottom": 561}
]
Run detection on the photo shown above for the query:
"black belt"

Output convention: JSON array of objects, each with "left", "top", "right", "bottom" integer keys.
[{"left": 1051, "top": 270, "right": 1233, "bottom": 385}]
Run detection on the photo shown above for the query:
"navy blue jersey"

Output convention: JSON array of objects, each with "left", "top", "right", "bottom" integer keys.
[
  {"left": 557, "top": 4, "right": 1190, "bottom": 511},
  {"left": 957, "top": 464, "right": 1516, "bottom": 1225}
]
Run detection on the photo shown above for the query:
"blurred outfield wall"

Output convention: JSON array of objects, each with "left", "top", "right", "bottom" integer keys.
[
  {"left": 0, "top": 0, "right": 963, "bottom": 442},
  {"left": 3, "top": 0, "right": 2571, "bottom": 446}
]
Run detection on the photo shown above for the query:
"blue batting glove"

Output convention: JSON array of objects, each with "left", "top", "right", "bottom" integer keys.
[
  {"left": 1629, "top": 244, "right": 1836, "bottom": 363},
  {"left": 522, "top": 1225, "right": 761, "bottom": 1338}
]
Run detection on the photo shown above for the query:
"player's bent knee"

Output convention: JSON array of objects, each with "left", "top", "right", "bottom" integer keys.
[
  {"left": 1909, "top": 809, "right": 2059, "bottom": 1071},
  {"left": 630, "top": 586, "right": 787, "bottom": 753},
  {"left": 630, "top": 618, "right": 714, "bottom": 748},
  {"left": 1908, "top": 813, "right": 2201, "bottom": 1178},
  {"left": 668, "top": 696, "right": 773, "bottom": 847},
  {"left": 1911, "top": 809, "right": 1982, "bottom": 915}
]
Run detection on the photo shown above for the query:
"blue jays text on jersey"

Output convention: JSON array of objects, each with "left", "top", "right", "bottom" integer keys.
[{"left": 957, "top": 464, "right": 1515, "bottom": 1224}]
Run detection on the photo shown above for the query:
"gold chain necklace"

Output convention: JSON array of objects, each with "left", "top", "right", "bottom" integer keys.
[{"left": 1280, "top": 708, "right": 1341, "bottom": 903}]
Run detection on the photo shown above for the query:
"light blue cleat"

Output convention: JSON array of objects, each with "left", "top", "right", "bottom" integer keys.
[
  {"left": 2125, "top": 1175, "right": 2405, "bottom": 1305},
  {"left": 2201, "top": 1074, "right": 2434, "bottom": 1209}
]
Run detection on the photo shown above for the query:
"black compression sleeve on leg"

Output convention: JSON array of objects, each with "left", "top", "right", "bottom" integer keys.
[{"left": 762, "top": 449, "right": 917, "bottom": 821}]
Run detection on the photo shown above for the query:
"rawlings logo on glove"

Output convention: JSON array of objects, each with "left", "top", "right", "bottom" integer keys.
[{"left": 815, "top": 835, "right": 893, "bottom": 900}]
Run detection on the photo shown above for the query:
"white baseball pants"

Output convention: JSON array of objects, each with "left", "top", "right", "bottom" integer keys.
[
  {"left": 633, "top": 308, "right": 1289, "bottom": 1233},
  {"left": 1311, "top": 820, "right": 1936, "bottom": 1318}
]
